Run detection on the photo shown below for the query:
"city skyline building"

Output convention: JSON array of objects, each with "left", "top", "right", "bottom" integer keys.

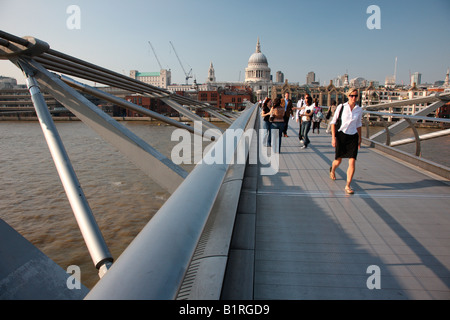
[
  {"left": 244, "top": 37, "right": 272, "bottom": 101},
  {"left": 411, "top": 72, "right": 422, "bottom": 86},
  {"left": 206, "top": 62, "right": 216, "bottom": 83},
  {"left": 275, "top": 71, "right": 284, "bottom": 83},
  {"left": 306, "top": 72, "right": 315, "bottom": 85},
  {"left": 129, "top": 69, "right": 171, "bottom": 89}
]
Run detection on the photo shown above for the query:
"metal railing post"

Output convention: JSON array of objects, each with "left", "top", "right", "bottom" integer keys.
[
  {"left": 404, "top": 118, "right": 421, "bottom": 157},
  {"left": 22, "top": 63, "right": 113, "bottom": 277}
]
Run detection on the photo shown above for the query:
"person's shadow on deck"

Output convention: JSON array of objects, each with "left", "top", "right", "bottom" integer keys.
[{"left": 354, "top": 178, "right": 449, "bottom": 192}]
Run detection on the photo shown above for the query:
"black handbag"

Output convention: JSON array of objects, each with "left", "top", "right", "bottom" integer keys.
[{"left": 335, "top": 104, "right": 345, "bottom": 134}]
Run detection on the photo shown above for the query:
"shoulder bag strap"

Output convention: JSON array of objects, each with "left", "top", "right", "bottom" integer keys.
[{"left": 335, "top": 104, "right": 345, "bottom": 132}]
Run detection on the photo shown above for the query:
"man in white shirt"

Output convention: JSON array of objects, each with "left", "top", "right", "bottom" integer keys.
[
  {"left": 297, "top": 95, "right": 314, "bottom": 149},
  {"left": 329, "top": 88, "right": 363, "bottom": 194},
  {"left": 295, "top": 96, "right": 305, "bottom": 122}
]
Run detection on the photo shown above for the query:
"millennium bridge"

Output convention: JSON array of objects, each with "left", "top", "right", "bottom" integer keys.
[{"left": 1, "top": 30, "right": 449, "bottom": 300}]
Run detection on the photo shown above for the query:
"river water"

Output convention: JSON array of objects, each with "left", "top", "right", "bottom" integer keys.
[{"left": 0, "top": 120, "right": 448, "bottom": 289}]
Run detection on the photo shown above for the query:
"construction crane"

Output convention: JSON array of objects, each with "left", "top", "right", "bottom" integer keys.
[
  {"left": 169, "top": 41, "right": 193, "bottom": 85},
  {"left": 148, "top": 41, "right": 163, "bottom": 70}
]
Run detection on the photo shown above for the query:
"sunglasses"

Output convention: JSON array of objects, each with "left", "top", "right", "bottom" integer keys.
[{"left": 349, "top": 95, "right": 358, "bottom": 98}]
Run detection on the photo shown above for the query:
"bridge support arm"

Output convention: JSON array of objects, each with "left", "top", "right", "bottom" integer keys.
[
  {"left": 20, "top": 62, "right": 113, "bottom": 277},
  {"left": 22, "top": 58, "right": 187, "bottom": 194},
  {"left": 161, "top": 97, "right": 222, "bottom": 132}
]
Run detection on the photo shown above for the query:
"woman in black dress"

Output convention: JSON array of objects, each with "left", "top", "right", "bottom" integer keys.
[{"left": 329, "top": 88, "right": 363, "bottom": 194}]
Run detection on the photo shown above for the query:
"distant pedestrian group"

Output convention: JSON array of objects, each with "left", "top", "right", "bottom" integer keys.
[
  {"left": 261, "top": 96, "right": 285, "bottom": 152},
  {"left": 259, "top": 87, "right": 363, "bottom": 194},
  {"left": 261, "top": 92, "right": 323, "bottom": 152},
  {"left": 260, "top": 92, "right": 293, "bottom": 153}
]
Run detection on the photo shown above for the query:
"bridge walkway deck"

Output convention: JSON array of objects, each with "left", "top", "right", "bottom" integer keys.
[{"left": 223, "top": 118, "right": 450, "bottom": 300}]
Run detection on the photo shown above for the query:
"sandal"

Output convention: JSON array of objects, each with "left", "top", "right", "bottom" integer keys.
[
  {"left": 345, "top": 186, "right": 354, "bottom": 194},
  {"left": 329, "top": 167, "right": 336, "bottom": 180}
]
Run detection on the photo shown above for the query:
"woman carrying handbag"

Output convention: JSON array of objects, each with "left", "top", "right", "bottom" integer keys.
[{"left": 329, "top": 88, "right": 363, "bottom": 194}]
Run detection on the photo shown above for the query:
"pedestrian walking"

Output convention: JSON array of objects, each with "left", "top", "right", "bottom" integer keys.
[
  {"left": 269, "top": 97, "right": 285, "bottom": 153},
  {"left": 294, "top": 95, "right": 314, "bottom": 149},
  {"left": 261, "top": 98, "right": 272, "bottom": 147},
  {"left": 325, "top": 100, "right": 337, "bottom": 134},
  {"left": 295, "top": 94, "right": 306, "bottom": 140},
  {"left": 281, "top": 92, "right": 293, "bottom": 137},
  {"left": 312, "top": 100, "right": 323, "bottom": 134},
  {"left": 329, "top": 88, "right": 363, "bottom": 194}
]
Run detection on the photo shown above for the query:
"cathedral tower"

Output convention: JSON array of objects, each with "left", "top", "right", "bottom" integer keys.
[{"left": 207, "top": 61, "right": 216, "bottom": 83}]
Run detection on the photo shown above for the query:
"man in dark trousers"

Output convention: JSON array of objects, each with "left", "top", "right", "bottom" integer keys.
[{"left": 281, "top": 91, "right": 293, "bottom": 137}]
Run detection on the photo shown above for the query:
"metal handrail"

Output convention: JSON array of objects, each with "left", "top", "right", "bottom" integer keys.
[
  {"left": 362, "top": 110, "right": 450, "bottom": 156},
  {"left": 85, "top": 103, "right": 258, "bottom": 300},
  {"left": 363, "top": 91, "right": 450, "bottom": 110}
]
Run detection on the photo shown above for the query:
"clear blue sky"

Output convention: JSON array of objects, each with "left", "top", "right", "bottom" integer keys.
[{"left": 1, "top": 0, "right": 449, "bottom": 86}]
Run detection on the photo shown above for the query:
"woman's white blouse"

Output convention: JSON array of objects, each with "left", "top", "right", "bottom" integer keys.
[{"left": 330, "top": 102, "right": 363, "bottom": 135}]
